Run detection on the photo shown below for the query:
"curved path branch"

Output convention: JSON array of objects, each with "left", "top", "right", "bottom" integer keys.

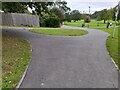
[{"left": 2, "top": 25, "right": 118, "bottom": 88}]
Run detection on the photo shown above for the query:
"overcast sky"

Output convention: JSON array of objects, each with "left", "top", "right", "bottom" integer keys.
[{"left": 65, "top": 0, "right": 119, "bottom": 14}]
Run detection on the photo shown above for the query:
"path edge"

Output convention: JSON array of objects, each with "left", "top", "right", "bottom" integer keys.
[{"left": 15, "top": 39, "right": 33, "bottom": 89}]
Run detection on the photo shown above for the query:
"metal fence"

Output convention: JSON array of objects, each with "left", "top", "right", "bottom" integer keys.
[{"left": 1, "top": 13, "right": 39, "bottom": 27}]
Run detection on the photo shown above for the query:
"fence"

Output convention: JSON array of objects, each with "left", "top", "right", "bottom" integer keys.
[{"left": 1, "top": 13, "right": 39, "bottom": 27}]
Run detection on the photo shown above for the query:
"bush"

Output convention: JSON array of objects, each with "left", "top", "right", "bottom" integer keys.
[
  {"left": 44, "top": 16, "right": 60, "bottom": 28},
  {"left": 50, "top": 8, "right": 64, "bottom": 23},
  {"left": 40, "top": 13, "right": 60, "bottom": 28},
  {"left": 84, "top": 16, "right": 91, "bottom": 23},
  {"left": 39, "top": 17, "right": 46, "bottom": 27},
  {"left": 67, "top": 19, "right": 71, "bottom": 22}
]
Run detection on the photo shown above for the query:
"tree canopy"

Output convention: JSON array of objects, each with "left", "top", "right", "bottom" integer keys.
[
  {"left": 2, "top": 2, "right": 27, "bottom": 13},
  {"left": 91, "top": 6, "right": 120, "bottom": 22},
  {"left": 70, "top": 10, "right": 81, "bottom": 22}
]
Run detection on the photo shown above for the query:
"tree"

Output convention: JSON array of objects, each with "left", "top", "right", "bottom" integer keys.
[
  {"left": 100, "top": 9, "right": 107, "bottom": 23},
  {"left": 70, "top": 10, "right": 81, "bottom": 22},
  {"left": 65, "top": 12, "right": 71, "bottom": 22},
  {"left": 91, "top": 9, "right": 107, "bottom": 23},
  {"left": 2, "top": 2, "right": 27, "bottom": 13},
  {"left": 97, "top": 16, "right": 101, "bottom": 21},
  {"left": 96, "top": 16, "right": 101, "bottom": 26},
  {"left": 50, "top": 8, "right": 64, "bottom": 23},
  {"left": 118, "top": 9, "right": 120, "bottom": 20},
  {"left": 26, "top": 2, "right": 54, "bottom": 16},
  {"left": 91, "top": 11, "right": 99, "bottom": 19},
  {"left": 84, "top": 16, "right": 91, "bottom": 23},
  {"left": 2, "top": 2, "right": 71, "bottom": 27},
  {"left": 105, "top": 9, "right": 113, "bottom": 21},
  {"left": 54, "top": 1, "right": 71, "bottom": 13}
]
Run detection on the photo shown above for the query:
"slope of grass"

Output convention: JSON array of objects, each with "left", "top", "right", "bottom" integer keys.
[
  {"left": 2, "top": 35, "right": 31, "bottom": 89},
  {"left": 30, "top": 28, "right": 88, "bottom": 36}
]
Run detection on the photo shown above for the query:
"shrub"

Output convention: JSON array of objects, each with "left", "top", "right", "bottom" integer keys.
[
  {"left": 84, "top": 16, "right": 91, "bottom": 23},
  {"left": 40, "top": 13, "right": 60, "bottom": 27},
  {"left": 44, "top": 16, "right": 60, "bottom": 28},
  {"left": 39, "top": 17, "right": 46, "bottom": 27},
  {"left": 50, "top": 8, "right": 64, "bottom": 23}
]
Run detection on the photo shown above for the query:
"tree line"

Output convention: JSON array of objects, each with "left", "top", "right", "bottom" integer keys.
[
  {"left": 2, "top": 2, "right": 120, "bottom": 27},
  {"left": 65, "top": 7, "right": 120, "bottom": 23},
  {"left": 2, "top": 2, "right": 70, "bottom": 27},
  {"left": 91, "top": 7, "right": 120, "bottom": 23}
]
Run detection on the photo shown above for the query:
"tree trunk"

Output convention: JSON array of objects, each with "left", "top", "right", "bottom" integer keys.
[{"left": 104, "top": 20, "right": 106, "bottom": 24}]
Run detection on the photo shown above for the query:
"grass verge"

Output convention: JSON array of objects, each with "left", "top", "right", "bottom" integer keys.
[
  {"left": 30, "top": 28, "right": 88, "bottom": 36},
  {"left": 2, "top": 35, "right": 31, "bottom": 89}
]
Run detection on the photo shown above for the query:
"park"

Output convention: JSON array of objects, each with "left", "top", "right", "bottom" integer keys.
[{"left": 1, "top": 0, "right": 120, "bottom": 89}]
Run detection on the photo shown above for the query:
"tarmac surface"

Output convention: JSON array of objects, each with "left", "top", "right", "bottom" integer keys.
[{"left": 2, "top": 25, "right": 118, "bottom": 88}]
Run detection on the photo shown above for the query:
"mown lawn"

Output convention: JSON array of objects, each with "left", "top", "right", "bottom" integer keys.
[
  {"left": 30, "top": 28, "right": 88, "bottom": 36},
  {"left": 2, "top": 35, "right": 31, "bottom": 89},
  {"left": 64, "top": 19, "right": 116, "bottom": 28}
]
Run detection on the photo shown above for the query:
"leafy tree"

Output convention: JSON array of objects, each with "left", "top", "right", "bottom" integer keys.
[
  {"left": 100, "top": 9, "right": 107, "bottom": 23},
  {"left": 81, "top": 14, "right": 89, "bottom": 20},
  {"left": 118, "top": 9, "right": 120, "bottom": 20},
  {"left": 70, "top": 10, "right": 81, "bottom": 22},
  {"left": 50, "top": 7, "right": 64, "bottom": 23},
  {"left": 27, "top": 1, "right": 70, "bottom": 25},
  {"left": 111, "top": 6, "right": 120, "bottom": 20},
  {"left": 54, "top": 1, "right": 71, "bottom": 13},
  {"left": 2, "top": 1, "right": 71, "bottom": 27},
  {"left": 105, "top": 9, "right": 113, "bottom": 20},
  {"left": 97, "top": 16, "right": 101, "bottom": 21},
  {"left": 2, "top": 2, "right": 27, "bottom": 13},
  {"left": 26, "top": 2, "right": 54, "bottom": 16},
  {"left": 91, "top": 11, "right": 99, "bottom": 19},
  {"left": 65, "top": 12, "right": 71, "bottom": 22},
  {"left": 44, "top": 15, "right": 60, "bottom": 27},
  {"left": 84, "top": 16, "right": 91, "bottom": 23},
  {"left": 91, "top": 9, "right": 107, "bottom": 23},
  {"left": 96, "top": 16, "right": 101, "bottom": 26}
]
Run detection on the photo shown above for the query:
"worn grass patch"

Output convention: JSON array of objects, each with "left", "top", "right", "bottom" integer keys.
[
  {"left": 2, "top": 35, "right": 31, "bottom": 89},
  {"left": 30, "top": 28, "right": 88, "bottom": 36}
]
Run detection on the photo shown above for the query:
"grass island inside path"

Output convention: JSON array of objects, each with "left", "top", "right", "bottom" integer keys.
[{"left": 30, "top": 28, "right": 88, "bottom": 36}]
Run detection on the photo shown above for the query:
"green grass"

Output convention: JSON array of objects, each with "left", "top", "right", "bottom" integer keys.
[
  {"left": 64, "top": 19, "right": 116, "bottom": 28},
  {"left": 30, "top": 28, "right": 88, "bottom": 36},
  {"left": 2, "top": 35, "right": 31, "bottom": 89}
]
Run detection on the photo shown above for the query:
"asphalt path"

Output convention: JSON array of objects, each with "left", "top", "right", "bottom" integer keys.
[{"left": 2, "top": 25, "right": 118, "bottom": 88}]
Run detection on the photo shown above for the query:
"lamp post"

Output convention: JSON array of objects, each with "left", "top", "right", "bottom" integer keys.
[
  {"left": 89, "top": 6, "right": 91, "bottom": 15},
  {"left": 88, "top": 6, "right": 91, "bottom": 28},
  {"left": 112, "top": 1, "right": 120, "bottom": 38}
]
